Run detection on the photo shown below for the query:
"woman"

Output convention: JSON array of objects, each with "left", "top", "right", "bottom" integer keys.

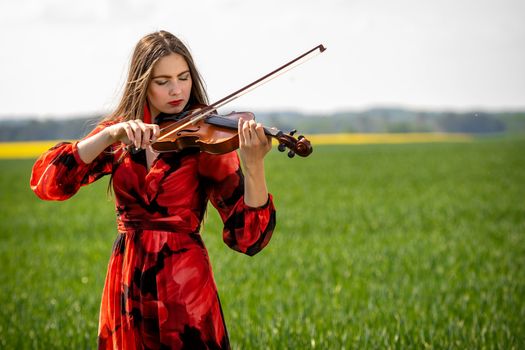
[{"left": 30, "top": 30, "right": 276, "bottom": 349}]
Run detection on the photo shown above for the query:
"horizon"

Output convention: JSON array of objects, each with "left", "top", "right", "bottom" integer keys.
[{"left": 1, "top": 104, "right": 524, "bottom": 123}]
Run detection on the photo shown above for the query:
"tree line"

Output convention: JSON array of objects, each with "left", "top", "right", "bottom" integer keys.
[{"left": 1, "top": 108, "right": 524, "bottom": 141}]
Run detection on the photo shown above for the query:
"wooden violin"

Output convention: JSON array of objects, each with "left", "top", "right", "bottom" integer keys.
[
  {"left": 151, "top": 44, "right": 326, "bottom": 158},
  {"left": 152, "top": 109, "right": 312, "bottom": 158}
]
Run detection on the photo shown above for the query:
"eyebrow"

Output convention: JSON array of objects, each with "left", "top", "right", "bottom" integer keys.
[{"left": 152, "top": 70, "right": 191, "bottom": 79}]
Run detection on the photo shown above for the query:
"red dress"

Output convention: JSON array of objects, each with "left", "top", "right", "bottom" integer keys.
[{"left": 30, "top": 122, "right": 276, "bottom": 349}]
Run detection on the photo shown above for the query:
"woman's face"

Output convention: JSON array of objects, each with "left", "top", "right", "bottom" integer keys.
[{"left": 147, "top": 53, "right": 192, "bottom": 118}]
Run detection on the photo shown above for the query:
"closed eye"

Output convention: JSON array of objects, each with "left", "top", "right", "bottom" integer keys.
[{"left": 178, "top": 72, "right": 191, "bottom": 81}]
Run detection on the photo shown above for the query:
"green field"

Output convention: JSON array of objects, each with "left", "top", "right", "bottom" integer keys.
[{"left": 1, "top": 137, "right": 524, "bottom": 349}]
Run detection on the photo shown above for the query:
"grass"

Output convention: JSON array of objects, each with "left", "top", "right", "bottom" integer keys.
[{"left": 0, "top": 136, "right": 524, "bottom": 349}]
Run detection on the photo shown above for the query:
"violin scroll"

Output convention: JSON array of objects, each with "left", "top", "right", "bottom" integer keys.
[{"left": 275, "top": 130, "right": 313, "bottom": 158}]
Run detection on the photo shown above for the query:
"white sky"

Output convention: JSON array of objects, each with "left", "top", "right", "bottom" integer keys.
[{"left": 0, "top": 0, "right": 524, "bottom": 119}]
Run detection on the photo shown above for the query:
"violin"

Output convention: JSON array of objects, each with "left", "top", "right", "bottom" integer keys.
[
  {"left": 151, "top": 44, "right": 326, "bottom": 158},
  {"left": 152, "top": 109, "right": 312, "bottom": 158}
]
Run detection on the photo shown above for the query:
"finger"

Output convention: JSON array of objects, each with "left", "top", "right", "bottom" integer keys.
[
  {"left": 247, "top": 119, "right": 257, "bottom": 130},
  {"left": 254, "top": 123, "right": 267, "bottom": 144},
  {"left": 247, "top": 120, "right": 260, "bottom": 144},
  {"left": 129, "top": 120, "right": 143, "bottom": 149},
  {"left": 150, "top": 124, "right": 161, "bottom": 143},
  {"left": 142, "top": 128, "right": 152, "bottom": 149},
  {"left": 264, "top": 135, "right": 273, "bottom": 152},
  {"left": 238, "top": 118, "right": 247, "bottom": 147},
  {"left": 122, "top": 123, "right": 134, "bottom": 145},
  {"left": 242, "top": 119, "right": 253, "bottom": 144},
  {"left": 135, "top": 120, "right": 151, "bottom": 149},
  {"left": 251, "top": 124, "right": 271, "bottom": 154},
  {"left": 138, "top": 120, "right": 151, "bottom": 148}
]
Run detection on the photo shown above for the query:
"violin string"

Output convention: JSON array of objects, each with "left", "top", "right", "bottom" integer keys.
[
  {"left": 155, "top": 45, "right": 325, "bottom": 142},
  {"left": 155, "top": 108, "right": 215, "bottom": 141}
]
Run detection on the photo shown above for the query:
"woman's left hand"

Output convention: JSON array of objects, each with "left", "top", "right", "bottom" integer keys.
[
  {"left": 238, "top": 116, "right": 272, "bottom": 207},
  {"left": 238, "top": 117, "right": 272, "bottom": 170}
]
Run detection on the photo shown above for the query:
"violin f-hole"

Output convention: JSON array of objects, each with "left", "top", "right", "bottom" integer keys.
[{"left": 176, "top": 126, "right": 201, "bottom": 136}]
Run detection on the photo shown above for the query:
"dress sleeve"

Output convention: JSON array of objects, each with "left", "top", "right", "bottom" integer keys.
[
  {"left": 30, "top": 122, "right": 116, "bottom": 201},
  {"left": 199, "top": 151, "right": 276, "bottom": 256}
]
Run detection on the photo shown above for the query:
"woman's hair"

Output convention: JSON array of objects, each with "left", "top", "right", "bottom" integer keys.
[{"left": 105, "top": 30, "right": 208, "bottom": 122}]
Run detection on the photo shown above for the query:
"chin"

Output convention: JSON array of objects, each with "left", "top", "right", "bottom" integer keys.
[{"left": 163, "top": 106, "right": 184, "bottom": 114}]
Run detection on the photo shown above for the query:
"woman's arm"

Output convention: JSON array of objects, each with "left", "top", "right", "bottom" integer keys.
[
  {"left": 77, "top": 119, "right": 160, "bottom": 164},
  {"left": 237, "top": 118, "right": 272, "bottom": 207},
  {"left": 199, "top": 149, "right": 276, "bottom": 256}
]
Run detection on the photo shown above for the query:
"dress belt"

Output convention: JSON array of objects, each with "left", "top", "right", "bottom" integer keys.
[{"left": 117, "top": 217, "right": 197, "bottom": 233}]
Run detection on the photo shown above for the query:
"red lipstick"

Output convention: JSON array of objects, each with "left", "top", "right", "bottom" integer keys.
[{"left": 168, "top": 99, "right": 183, "bottom": 106}]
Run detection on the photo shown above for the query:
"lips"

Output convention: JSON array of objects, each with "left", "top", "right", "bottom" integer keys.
[{"left": 168, "top": 99, "right": 184, "bottom": 106}]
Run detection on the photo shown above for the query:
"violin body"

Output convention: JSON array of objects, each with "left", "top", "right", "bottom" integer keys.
[{"left": 152, "top": 111, "right": 251, "bottom": 154}]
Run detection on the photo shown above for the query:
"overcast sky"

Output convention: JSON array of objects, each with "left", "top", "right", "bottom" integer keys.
[{"left": 0, "top": 0, "right": 524, "bottom": 119}]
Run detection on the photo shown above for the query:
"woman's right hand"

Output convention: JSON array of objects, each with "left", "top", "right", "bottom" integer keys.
[
  {"left": 106, "top": 119, "right": 160, "bottom": 150},
  {"left": 78, "top": 119, "right": 160, "bottom": 164}
]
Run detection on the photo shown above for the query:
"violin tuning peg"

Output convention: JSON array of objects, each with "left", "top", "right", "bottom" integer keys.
[
  {"left": 278, "top": 143, "right": 286, "bottom": 152},
  {"left": 287, "top": 150, "right": 295, "bottom": 158},
  {"left": 289, "top": 129, "right": 297, "bottom": 136}
]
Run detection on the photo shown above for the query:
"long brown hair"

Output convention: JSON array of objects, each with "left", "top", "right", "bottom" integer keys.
[{"left": 105, "top": 30, "right": 208, "bottom": 122}]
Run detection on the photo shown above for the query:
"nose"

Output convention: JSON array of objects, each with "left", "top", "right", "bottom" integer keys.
[{"left": 169, "top": 82, "right": 182, "bottom": 96}]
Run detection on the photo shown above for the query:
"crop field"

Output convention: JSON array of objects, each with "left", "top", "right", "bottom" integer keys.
[
  {"left": 0, "top": 133, "right": 472, "bottom": 159},
  {"left": 0, "top": 135, "right": 524, "bottom": 349}
]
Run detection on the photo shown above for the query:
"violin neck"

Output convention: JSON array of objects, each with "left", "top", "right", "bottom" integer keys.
[{"left": 206, "top": 115, "right": 283, "bottom": 138}]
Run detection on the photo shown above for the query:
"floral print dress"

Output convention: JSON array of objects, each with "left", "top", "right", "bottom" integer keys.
[{"left": 30, "top": 122, "right": 276, "bottom": 349}]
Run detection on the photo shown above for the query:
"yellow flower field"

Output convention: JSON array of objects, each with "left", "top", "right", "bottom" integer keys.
[
  {"left": 0, "top": 133, "right": 472, "bottom": 159},
  {"left": 0, "top": 141, "right": 65, "bottom": 159},
  {"left": 307, "top": 132, "right": 472, "bottom": 145}
]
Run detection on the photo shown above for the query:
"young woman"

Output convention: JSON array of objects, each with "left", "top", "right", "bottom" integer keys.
[{"left": 30, "top": 30, "right": 276, "bottom": 349}]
